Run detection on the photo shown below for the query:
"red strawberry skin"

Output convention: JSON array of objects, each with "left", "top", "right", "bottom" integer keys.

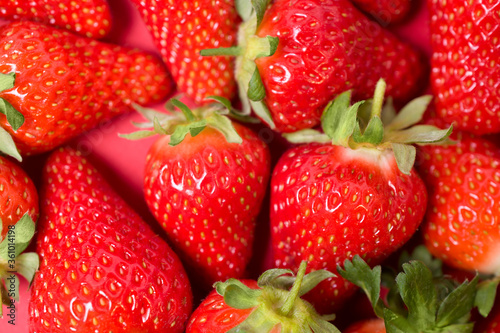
[
  {"left": 418, "top": 132, "right": 500, "bottom": 274},
  {"left": 29, "top": 148, "right": 193, "bottom": 332},
  {"left": 130, "top": 0, "right": 238, "bottom": 104},
  {"left": 254, "top": 0, "right": 425, "bottom": 132},
  {"left": 344, "top": 319, "right": 386, "bottom": 333},
  {"left": 144, "top": 124, "right": 270, "bottom": 288},
  {"left": 350, "top": 0, "right": 411, "bottom": 24},
  {"left": 0, "top": 21, "right": 172, "bottom": 155},
  {"left": 270, "top": 144, "right": 427, "bottom": 313},
  {"left": 0, "top": 156, "right": 39, "bottom": 241},
  {"left": 0, "top": 0, "right": 112, "bottom": 38},
  {"left": 186, "top": 280, "right": 257, "bottom": 332},
  {"left": 429, "top": 0, "right": 500, "bottom": 135}
]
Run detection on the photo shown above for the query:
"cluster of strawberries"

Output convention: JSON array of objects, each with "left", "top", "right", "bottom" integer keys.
[{"left": 0, "top": 0, "right": 499, "bottom": 332}]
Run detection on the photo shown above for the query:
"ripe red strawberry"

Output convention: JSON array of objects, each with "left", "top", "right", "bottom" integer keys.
[
  {"left": 475, "top": 312, "right": 500, "bottom": 333},
  {"left": 350, "top": 0, "right": 411, "bottom": 24},
  {"left": 0, "top": 21, "right": 172, "bottom": 156},
  {"left": 29, "top": 147, "right": 193, "bottom": 332},
  {"left": 126, "top": 99, "right": 270, "bottom": 289},
  {"left": 428, "top": 0, "right": 500, "bottom": 135},
  {"left": 206, "top": 0, "right": 425, "bottom": 132},
  {"left": 186, "top": 261, "right": 340, "bottom": 332},
  {"left": 130, "top": 0, "right": 238, "bottom": 104},
  {"left": 475, "top": 301, "right": 500, "bottom": 333},
  {"left": 0, "top": 155, "right": 39, "bottom": 316},
  {"left": 0, "top": 0, "right": 112, "bottom": 38},
  {"left": 344, "top": 319, "right": 386, "bottom": 333},
  {"left": 270, "top": 80, "right": 450, "bottom": 313},
  {"left": 0, "top": 155, "right": 38, "bottom": 241},
  {"left": 418, "top": 131, "right": 500, "bottom": 274}
]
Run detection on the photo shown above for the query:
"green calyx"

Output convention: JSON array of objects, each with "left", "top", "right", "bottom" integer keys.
[
  {"left": 200, "top": 0, "right": 277, "bottom": 129},
  {"left": 214, "top": 261, "right": 339, "bottom": 333},
  {"left": 0, "top": 214, "right": 40, "bottom": 317},
  {"left": 120, "top": 96, "right": 258, "bottom": 146},
  {"left": 284, "top": 79, "right": 453, "bottom": 175},
  {"left": 0, "top": 72, "right": 24, "bottom": 162},
  {"left": 338, "top": 247, "right": 499, "bottom": 333}
]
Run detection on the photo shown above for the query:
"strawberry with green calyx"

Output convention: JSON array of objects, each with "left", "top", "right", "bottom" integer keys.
[
  {"left": 338, "top": 254, "right": 497, "bottom": 333},
  {"left": 186, "top": 261, "right": 340, "bottom": 332},
  {"left": 0, "top": 214, "right": 39, "bottom": 317},
  {"left": 121, "top": 97, "right": 255, "bottom": 145},
  {"left": 0, "top": 21, "right": 172, "bottom": 156},
  {"left": 202, "top": 0, "right": 426, "bottom": 132},
  {"left": 270, "top": 79, "right": 451, "bottom": 314},
  {"left": 0, "top": 156, "right": 39, "bottom": 242},
  {"left": 0, "top": 154, "right": 40, "bottom": 316},
  {"left": 122, "top": 98, "right": 271, "bottom": 290}
]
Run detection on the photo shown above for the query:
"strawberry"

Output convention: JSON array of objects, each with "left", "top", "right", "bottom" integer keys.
[
  {"left": 350, "top": 0, "right": 412, "bottom": 24},
  {"left": 475, "top": 299, "right": 500, "bottom": 333},
  {"left": 339, "top": 254, "right": 495, "bottom": 333},
  {"left": 0, "top": 0, "right": 112, "bottom": 38},
  {"left": 269, "top": 80, "right": 450, "bottom": 313},
  {"left": 428, "top": 0, "right": 500, "bottom": 135},
  {"left": 475, "top": 312, "right": 500, "bottom": 333},
  {"left": 0, "top": 21, "right": 172, "bottom": 156},
  {"left": 0, "top": 155, "right": 38, "bottom": 241},
  {"left": 186, "top": 261, "right": 340, "bottom": 332},
  {"left": 122, "top": 98, "right": 270, "bottom": 290},
  {"left": 29, "top": 147, "right": 193, "bottom": 332},
  {"left": 344, "top": 319, "right": 386, "bottom": 333},
  {"left": 0, "top": 156, "right": 39, "bottom": 317},
  {"left": 418, "top": 131, "right": 500, "bottom": 274},
  {"left": 204, "top": 0, "right": 425, "bottom": 132},
  {"left": 129, "top": 0, "right": 238, "bottom": 104}
]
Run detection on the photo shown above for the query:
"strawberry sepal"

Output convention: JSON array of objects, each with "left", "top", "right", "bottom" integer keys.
[
  {"left": 120, "top": 98, "right": 250, "bottom": 146},
  {"left": 214, "top": 261, "right": 339, "bottom": 333},
  {"left": 284, "top": 79, "right": 452, "bottom": 175},
  {"left": 339, "top": 253, "right": 495, "bottom": 333},
  {"left": 0, "top": 213, "right": 39, "bottom": 316},
  {"left": 0, "top": 126, "right": 22, "bottom": 161},
  {"left": 202, "top": 0, "right": 279, "bottom": 129},
  {"left": 0, "top": 73, "right": 24, "bottom": 131}
]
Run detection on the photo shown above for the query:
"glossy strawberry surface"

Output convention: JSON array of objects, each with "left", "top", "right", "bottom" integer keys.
[
  {"left": 130, "top": 0, "right": 238, "bottom": 104},
  {"left": 429, "top": 0, "right": 500, "bottom": 134},
  {"left": 351, "top": 0, "right": 411, "bottom": 24},
  {"left": 144, "top": 123, "right": 270, "bottom": 288},
  {"left": 0, "top": 21, "right": 172, "bottom": 155},
  {"left": 419, "top": 133, "right": 500, "bottom": 274},
  {"left": 0, "top": 0, "right": 112, "bottom": 38},
  {"left": 29, "top": 148, "right": 192, "bottom": 332},
  {"left": 254, "top": 0, "right": 425, "bottom": 132},
  {"left": 0, "top": 156, "right": 38, "bottom": 241},
  {"left": 270, "top": 144, "right": 427, "bottom": 313}
]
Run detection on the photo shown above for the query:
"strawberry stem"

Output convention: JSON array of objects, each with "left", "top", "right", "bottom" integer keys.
[
  {"left": 280, "top": 260, "right": 307, "bottom": 316},
  {"left": 371, "top": 79, "right": 386, "bottom": 119},
  {"left": 200, "top": 46, "right": 242, "bottom": 57}
]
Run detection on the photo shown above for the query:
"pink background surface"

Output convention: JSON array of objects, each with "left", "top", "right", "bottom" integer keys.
[{"left": 1, "top": 0, "right": 431, "bottom": 330}]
